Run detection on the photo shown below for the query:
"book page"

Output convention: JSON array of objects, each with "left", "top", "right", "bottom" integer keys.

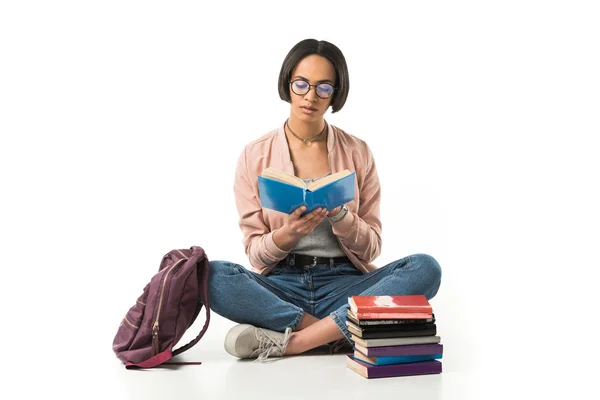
[
  {"left": 261, "top": 167, "right": 307, "bottom": 189},
  {"left": 307, "top": 169, "right": 352, "bottom": 191}
]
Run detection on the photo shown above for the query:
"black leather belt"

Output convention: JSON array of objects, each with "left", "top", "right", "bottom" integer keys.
[{"left": 277, "top": 253, "right": 351, "bottom": 268}]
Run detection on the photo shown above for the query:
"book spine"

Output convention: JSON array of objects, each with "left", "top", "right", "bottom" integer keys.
[
  {"left": 352, "top": 304, "right": 432, "bottom": 313},
  {"left": 355, "top": 312, "right": 433, "bottom": 320},
  {"left": 304, "top": 189, "right": 310, "bottom": 210},
  {"left": 363, "top": 344, "right": 444, "bottom": 357},
  {"left": 352, "top": 335, "right": 441, "bottom": 348},
  {"left": 371, "top": 360, "right": 442, "bottom": 378},
  {"left": 357, "top": 326, "right": 437, "bottom": 339},
  {"left": 350, "top": 322, "right": 436, "bottom": 332},
  {"left": 347, "top": 356, "right": 442, "bottom": 378},
  {"left": 352, "top": 318, "right": 435, "bottom": 326},
  {"left": 355, "top": 353, "right": 442, "bottom": 366}
]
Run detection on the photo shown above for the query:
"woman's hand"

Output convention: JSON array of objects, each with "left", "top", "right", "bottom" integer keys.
[
  {"left": 285, "top": 206, "right": 328, "bottom": 238},
  {"left": 273, "top": 206, "right": 328, "bottom": 251}
]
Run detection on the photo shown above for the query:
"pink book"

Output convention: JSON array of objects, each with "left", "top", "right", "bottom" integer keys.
[{"left": 348, "top": 295, "right": 432, "bottom": 319}]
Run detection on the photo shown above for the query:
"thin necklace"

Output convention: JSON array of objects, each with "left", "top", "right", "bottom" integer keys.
[{"left": 285, "top": 119, "right": 327, "bottom": 146}]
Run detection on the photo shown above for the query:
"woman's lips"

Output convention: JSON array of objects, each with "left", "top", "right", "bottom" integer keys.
[{"left": 301, "top": 106, "right": 317, "bottom": 114}]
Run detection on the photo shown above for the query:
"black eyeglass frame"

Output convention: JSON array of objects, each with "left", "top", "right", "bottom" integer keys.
[{"left": 289, "top": 79, "right": 338, "bottom": 99}]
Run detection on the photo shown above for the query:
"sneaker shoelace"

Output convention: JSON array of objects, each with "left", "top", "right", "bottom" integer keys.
[{"left": 254, "top": 327, "right": 292, "bottom": 362}]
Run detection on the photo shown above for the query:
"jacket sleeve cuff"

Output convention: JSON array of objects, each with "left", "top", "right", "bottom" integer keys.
[{"left": 265, "top": 230, "right": 290, "bottom": 260}]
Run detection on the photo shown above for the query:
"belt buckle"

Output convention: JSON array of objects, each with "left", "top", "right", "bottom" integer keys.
[{"left": 310, "top": 256, "right": 318, "bottom": 267}]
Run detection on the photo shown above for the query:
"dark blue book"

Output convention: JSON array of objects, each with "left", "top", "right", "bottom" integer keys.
[
  {"left": 353, "top": 350, "right": 443, "bottom": 366},
  {"left": 258, "top": 167, "right": 355, "bottom": 214}
]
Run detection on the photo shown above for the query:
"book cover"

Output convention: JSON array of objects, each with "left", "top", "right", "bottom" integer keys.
[
  {"left": 346, "top": 356, "right": 442, "bottom": 379},
  {"left": 347, "top": 309, "right": 436, "bottom": 326},
  {"left": 352, "top": 334, "right": 441, "bottom": 348},
  {"left": 353, "top": 350, "right": 443, "bottom": 366},
  {"left": 258, "top": 169, "right": 355, "bottom": 214},
  {"left": 349, "top": 295, "right": 432, "bottom": 314},
  {"left": 347, "top": 322, "right": 437, "bottom": 339},
  {"left": 354, "top": 343, "right": 444, "bottom": 358}
]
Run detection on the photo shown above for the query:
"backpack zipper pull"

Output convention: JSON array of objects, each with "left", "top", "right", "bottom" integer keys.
[{"left": 152, "top": 321, "right": 160, "bottom": 355}]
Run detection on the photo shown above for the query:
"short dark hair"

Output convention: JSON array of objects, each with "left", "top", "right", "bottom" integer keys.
[{"left": 278, "top": 39, "right": 350, "bottom": 113}]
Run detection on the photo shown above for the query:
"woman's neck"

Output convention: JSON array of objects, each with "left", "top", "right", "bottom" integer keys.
[{"left": 286, "top": 116, "right": 326, "bottom": 141}]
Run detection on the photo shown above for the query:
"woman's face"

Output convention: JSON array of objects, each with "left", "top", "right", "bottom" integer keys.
[{"left": 289, "top": 54, "right": 336, "bottom": 122}]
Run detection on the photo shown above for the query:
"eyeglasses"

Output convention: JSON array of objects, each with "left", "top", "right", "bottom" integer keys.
[{"left": 289, "top": 79, "right": 336, "bottom": 99}]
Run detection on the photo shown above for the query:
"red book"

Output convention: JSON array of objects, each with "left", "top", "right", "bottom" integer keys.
[{"left": 348, "top": 295, "right": 432, "bottom": 319}]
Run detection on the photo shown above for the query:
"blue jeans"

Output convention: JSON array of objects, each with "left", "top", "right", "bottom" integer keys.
[{"left": 205, "top": 254, "right": 442, "bottom": 343}]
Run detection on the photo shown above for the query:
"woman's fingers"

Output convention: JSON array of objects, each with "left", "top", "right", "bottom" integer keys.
[
  {"left": 304, "top": 208, "right": 327, "bottom": 230},
  {"left": 304, "top": 208, "right": 326, "bottom": 223},
  {"left": 288, "top": 207, "right": 327, "bottom": 235}
]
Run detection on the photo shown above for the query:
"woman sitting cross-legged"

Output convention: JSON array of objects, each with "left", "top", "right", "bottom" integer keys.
[{"left": 204, "top": 38, "right": 442, "bottom": 361}]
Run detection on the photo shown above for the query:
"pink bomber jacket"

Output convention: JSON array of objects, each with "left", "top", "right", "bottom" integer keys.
[{"left": 233, "top": 122, "right": 382, "bottom": 275}]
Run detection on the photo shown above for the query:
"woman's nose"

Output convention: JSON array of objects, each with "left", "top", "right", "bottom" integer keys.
[{"left": 303, "top": 85, "right": 319, "bottom": 102}]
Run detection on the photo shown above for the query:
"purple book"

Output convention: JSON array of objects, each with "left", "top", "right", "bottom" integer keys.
[
  {"left": 354, "top": 343, "right": 443, "bottom": 358},
  {"left": 346, "top": 356, "right": 442, "bottom": 379}
]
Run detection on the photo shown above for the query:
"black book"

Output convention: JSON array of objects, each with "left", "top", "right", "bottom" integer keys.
[
  {"left": 346, "top": 319, "right": 436, "bottom": 333},
  {"left": 347, "top": 308, "right": 436, "bottom": 326},
  {"left": 347, "top": 320, "right": 437, "bottom": 339}
]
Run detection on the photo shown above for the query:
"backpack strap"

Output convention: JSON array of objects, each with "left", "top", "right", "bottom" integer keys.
[
  {"left": 172, "top": 306, "right": 210, "bottom": 356},
  {"left": 172, "top": 252, "right": 211, "bottom": 356},
  {"left": 125, "top": 349, "right": 172, "bottom": 369},
  {"left": 125, "top": 349, "right": 203, "bottom": 369}
]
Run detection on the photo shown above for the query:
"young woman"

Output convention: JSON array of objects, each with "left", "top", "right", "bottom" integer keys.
[{"left": 206, "top": 39, "right": 442, "bottom": 361}]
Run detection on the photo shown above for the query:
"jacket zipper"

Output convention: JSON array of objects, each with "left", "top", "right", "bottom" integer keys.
[{"left": 151, "top": 256, "right": 187, "bottom": 356}]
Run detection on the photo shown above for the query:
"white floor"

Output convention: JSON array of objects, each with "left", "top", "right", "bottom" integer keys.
[
  {"left": 11, "top": 274, "right": 593, "bottom": 400},
  {"left": 54, "top": 313, "right": 479, "bottom": 400},
  {"left": 34, "top": 306, "right": 590, "bottom": 400}
]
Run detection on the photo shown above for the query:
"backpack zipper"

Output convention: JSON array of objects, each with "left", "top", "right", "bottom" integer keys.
[
  {"left": 124, "top": 316, "right": 139, "bottom": 329},
  {"left": 152, "top": 256, "right": 187, "bottom": 355}
]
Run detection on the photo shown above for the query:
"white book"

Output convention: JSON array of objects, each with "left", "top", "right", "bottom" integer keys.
[{"left": 351, "top": 334, "right": 441, "bottom": 348}]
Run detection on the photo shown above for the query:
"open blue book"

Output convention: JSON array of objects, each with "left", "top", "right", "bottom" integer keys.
[{"left": 258, "top": 167, "right": 355, "bottom": 214}]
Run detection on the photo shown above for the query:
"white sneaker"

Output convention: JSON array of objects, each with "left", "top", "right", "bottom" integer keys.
[{"left": 224, "top": 324, "right": 292, "bottom": 361}]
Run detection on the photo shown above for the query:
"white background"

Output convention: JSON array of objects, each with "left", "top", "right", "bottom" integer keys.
[{"left": 1, "top": 1, "right": 598, "bottom": 398}]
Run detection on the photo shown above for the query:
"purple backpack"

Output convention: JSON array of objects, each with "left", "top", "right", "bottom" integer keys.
[{"left": 112, "top": 246, "right": 211, "bottom": 368}]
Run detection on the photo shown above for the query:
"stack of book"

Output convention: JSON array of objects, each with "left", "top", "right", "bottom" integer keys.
[{"left": 345, "top": 295, "right": 443, "bottom": 379}]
